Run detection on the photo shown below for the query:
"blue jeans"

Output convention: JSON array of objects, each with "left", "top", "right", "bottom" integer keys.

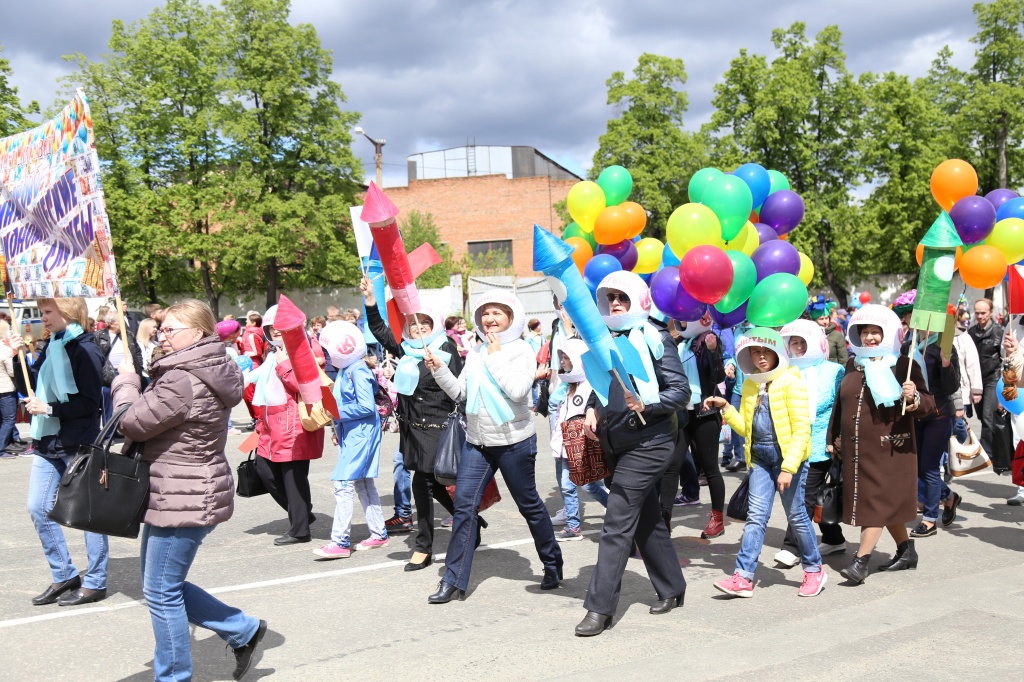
[
  {"left": 916, "top": 417, "right": 953, "bottom": 523},
  {"left": 101, "top": 385, "right": 113, "bottom": 426},
  {"left": 27, "top": 454, "right": 108, "bottom": 589},
  {"left": 331, "top": 479, "right": 387, "bottom": 547},
  {"left": 0, "top": 391, "right": 17, "bottom": 448},
  {"left": 444, "top": 435, "right": 561, "bottom": 591},
  {"left": 723, "top": 393, "right": 745, "bottom": 460},
  {"left": 392, "top": 449, "right": 411, "bottom": 518},
  {"left": 141, "top": 524, "right": 259, "bottom": 682},
  {"left": 554, "top": 459, "right": 610, "bottom": 530},
  {"left": 736, "top": 443, "right": 821, "bottom": 580}
]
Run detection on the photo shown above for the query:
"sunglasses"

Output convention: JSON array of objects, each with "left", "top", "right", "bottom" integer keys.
[{"left": 606, "top": 292, "right": 630, "bottom": 304}]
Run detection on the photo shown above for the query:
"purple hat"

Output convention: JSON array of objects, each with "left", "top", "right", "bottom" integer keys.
[{"left": 216, "top": 319, "right": 240, "bottom": 342}]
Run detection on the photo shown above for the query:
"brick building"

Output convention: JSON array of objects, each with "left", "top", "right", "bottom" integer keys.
[{"left": 382, "top": 145, "right": 581, "bottom": 277}]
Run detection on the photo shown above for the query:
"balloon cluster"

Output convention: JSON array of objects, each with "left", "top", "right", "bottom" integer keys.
[
  {"left": 562, "top": 164, "right": 814, "bottom": 329},
  {"left": 925, "top": 159, "right": 1024, "bottom": 289}
]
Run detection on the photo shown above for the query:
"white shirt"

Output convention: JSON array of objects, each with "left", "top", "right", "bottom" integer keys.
[{"left": 108, "top": 330, "right": 125, "bottom": 368}]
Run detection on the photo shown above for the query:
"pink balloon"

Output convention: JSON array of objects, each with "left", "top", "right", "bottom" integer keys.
[{"left": 680, "top": 245, "right": 734, "bottom": 304}]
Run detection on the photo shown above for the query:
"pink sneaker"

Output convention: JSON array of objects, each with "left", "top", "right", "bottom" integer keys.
[
  {"left": 313, "top": 544, "right": 350, "bottom": 560},
  {"left": 714, "top": 573, "right": 754, "bottom": 597},
  {"left": 354, "top": 537, "right": 389, "bottom": 551},
  {"left": 798, "top": 567, "right": 827, "bottom": 597}
]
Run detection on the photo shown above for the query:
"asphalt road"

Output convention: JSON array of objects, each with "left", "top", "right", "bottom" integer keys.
[{"left": 1, "top": 408, "right": 1021, "bottom": 682}]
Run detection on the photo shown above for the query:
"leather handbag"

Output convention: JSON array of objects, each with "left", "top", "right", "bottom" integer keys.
[
  {"left": 560, "top": 416, "right": 611, "bottom": 486},
  {"left": 235, "top": 451, "right": 267, "bottom": 498},
  {"left": 726, "top": 472, "right": 750, "bottom": 521},
  {"left": 991, "top": 408, "right": 1014, "bottom": 475},
  {"left": 815, "top": 459, "right": 843, "bottom": 526},
  {"left": 433, "top": 405, "right": 466, "bottom": 486},
  {"left": 446, "top": 478, "right": 502, "bottom": 513},
  {"left": 949, "top": 426, "right": 992, "bottom": 477},
  {"left": 48, "top": 404, "right": 149, "bottom": 539}
]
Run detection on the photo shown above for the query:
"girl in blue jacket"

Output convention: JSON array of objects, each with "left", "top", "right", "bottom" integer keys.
[{"left": 313, "top": 321, "right": 388, "bottom": 559}]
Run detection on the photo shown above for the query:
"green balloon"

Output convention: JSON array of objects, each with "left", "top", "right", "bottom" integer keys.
[
  {"left": 687, "top": 167, "right": 724, "bottom": 203},
  {"left": 562, "top": 222, "right": 596, "bottom": 250},
  {"left": 702, "top": 176, "right": 753, "bottom": 242},
  {"left": 596, "top": 165, "right": 633, "bottom": 206},
  {"left": 746, "top": 273, "right": 808, "bottom": 327},
  {"left": 715, "top": 251, "right": 757, "bottom": 313},
  {"left": 767, "top": 169, "right": 791, "bottom": 196}
]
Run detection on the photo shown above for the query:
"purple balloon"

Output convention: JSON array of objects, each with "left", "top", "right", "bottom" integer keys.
[
  {"left": 710, "top": 302, "right": 747, "bottom": 328},
  {"left": 759, "top": 190, "right": 805, "bottom": 235},
  {"left": 599, "top": 239, "right": 639, "bottom": 271},
  {"left": 986, "top": 188, "right": 1018, "bottom": 212},
  {"left": 950, "top": 196, "right": 997, "bottom": 244},
  {"left": 750, "top": 240, "right": 801, "bottom": 280},
  {"left": 650, "top": 267, "right": 706, "bottom": 321},
  {"left": 754, "top": 222, "right": 778, "bottom": 244}
]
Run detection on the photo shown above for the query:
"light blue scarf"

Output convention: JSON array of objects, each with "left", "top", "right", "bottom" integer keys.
[
  {"left": 856, "top": 355, "right": 903, "bottom": 408},
  {"left": 465, "top": 345, "right": 517, "bottom": 426},
  {"left": 911, "top": 333, "right": 939, "bottom": 392},
  {"left": 678, "top": 339, "right": 702, "bottom": 406},
  {"left": 395, "top": 336, "right": 451, "bottom": 396},
  {"left": 30, "top": 323, "right": 84, "bottom": 440}
]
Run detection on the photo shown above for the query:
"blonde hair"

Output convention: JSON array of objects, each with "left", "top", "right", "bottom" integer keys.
[
  {"left": 38, "top": 298, "right": 88, "bottom": 328},
  {"left": 137, "top": 318, "right": 158, "bottom": 345},
  {"left": 164, "top": 299, "right": 218, "bottom": 337}
]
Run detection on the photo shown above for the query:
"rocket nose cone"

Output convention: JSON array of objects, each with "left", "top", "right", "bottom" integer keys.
[{"left": 533, "top": 224, "right": 575, "bottom": 273}]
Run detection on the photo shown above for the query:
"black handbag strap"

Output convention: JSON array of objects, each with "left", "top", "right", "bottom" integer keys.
[{"left": 96, "top": 403, "right": 133, "bottom": 450}]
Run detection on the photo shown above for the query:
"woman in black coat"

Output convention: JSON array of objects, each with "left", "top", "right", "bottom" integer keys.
[{"left": 361, "top": 277, "right": 464, "bottom": 571}]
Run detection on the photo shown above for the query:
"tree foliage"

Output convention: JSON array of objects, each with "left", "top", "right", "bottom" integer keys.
[
  {"left": 0, "top": 45, "right": 39, "bottom": 137},
  {"left": 398, "top": 210, "right": 449, "bottom": 289}
]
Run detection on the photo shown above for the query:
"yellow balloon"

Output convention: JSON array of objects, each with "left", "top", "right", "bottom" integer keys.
[
  {"left": 722, "top": 221, "right": 758, "bottom": 255},
  {"left": 797, "top": 252, "right": 815, "bottom": 285},
  {"left": 986, "top": 217, "right": 1024, "bottom": 264},
  {"left": 633, "top": 238, "right": 664, "bottom": 274},
  {"left": 566, "top": 181, "right": 606, "bottom": 232},
  {"left": 666, "top": 203, "right": 722, "bottom": 258}
]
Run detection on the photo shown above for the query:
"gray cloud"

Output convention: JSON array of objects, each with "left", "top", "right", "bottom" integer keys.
[{"left": 3, "top": 0, "right": 979, "bottom": 187}]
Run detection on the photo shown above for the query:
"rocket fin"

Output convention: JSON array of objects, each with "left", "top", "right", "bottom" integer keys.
[
  {"left": 582, "top": 351, "right": 611, "bottom": 406},
  {"left": 613, "top": 334, "right": 649, "bottom": 382}
]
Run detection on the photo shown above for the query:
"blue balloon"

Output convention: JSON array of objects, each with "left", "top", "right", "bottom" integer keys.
[
  {"left": 998, "top": 378, "right": 1024, "bottom": 414},
  {"left": 662, "top": 244, "right": 681, "bottom": 268},
  {"left": 584, "top": 254, "right": 622, "bottom": 290},
  {"left": 734, "top": 163, "right": 771, "bottom": 209},
  {"left": 996, "top": 196, "right": 1024, "bottom": 223}
]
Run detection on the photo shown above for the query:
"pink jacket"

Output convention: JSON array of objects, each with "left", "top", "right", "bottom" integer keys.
[{"left": 256, "top": 358, "right": 325, "bottom": 463}]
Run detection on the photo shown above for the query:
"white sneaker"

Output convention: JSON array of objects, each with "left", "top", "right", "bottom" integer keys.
[
  {"left": 818, "top": 542, "right": 846, "bottom": 556},
  {"left": 774, "top": 549, "right": 800, "bottom": 568},
  {"left": 550, "top": 508, "right": 567, "bottom": 526}
]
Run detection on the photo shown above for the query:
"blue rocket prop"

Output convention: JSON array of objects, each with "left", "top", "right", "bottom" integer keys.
[{"left": 533, "top": 224, "right": 649, "bottom": 406}]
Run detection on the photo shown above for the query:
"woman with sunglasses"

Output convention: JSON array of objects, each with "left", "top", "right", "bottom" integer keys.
[{"left": 575, "top": 272, "right": 690, "bottom": 636}]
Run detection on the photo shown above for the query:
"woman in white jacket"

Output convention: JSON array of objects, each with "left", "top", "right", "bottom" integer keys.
[
  {"left": 953, "top": 311, "right": 983, "bottom": 443},
  {"left": 424, "top": 291, "right": 562, "bottom": 603}
]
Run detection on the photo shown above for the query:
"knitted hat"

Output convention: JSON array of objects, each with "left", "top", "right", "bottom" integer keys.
[{"left": 215, "top": 319, "right": 240, "bottom": 342}]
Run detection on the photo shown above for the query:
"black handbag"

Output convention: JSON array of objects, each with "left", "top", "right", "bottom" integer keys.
[
  {"left": 992, "top": 407, "right": 1014, "bottom": 475},
  {"left": 726, "top": 472, "right": 750, "bottom": 521},
  {"left": 535, "top": 378, "right": 551, "bottom": 417},
  {"left": 816, "top": 459, "right": 844, "bottom": 526},
  {"left": 433, "top": 405, "right": 466, "bottom": 486},
  {"left": 236, "top": 451, "right": 267, "bottom": 498},
  {"left": 47, "top": 404, "right": 149, "bottom": 539}
]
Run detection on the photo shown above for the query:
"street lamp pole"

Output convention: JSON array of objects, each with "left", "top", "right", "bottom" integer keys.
[{"left": 354, "top": 126, "right": 386, "bottom": 187}]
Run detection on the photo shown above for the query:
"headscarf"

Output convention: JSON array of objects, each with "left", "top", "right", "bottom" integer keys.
[
  {"left": 596, "top": 271, "right": 663, "bottom": 404},
  {"left": 847, "top": 304, "right": 905, "bottom": 407},
  {"left": 30, "top": 323, "right": 84, "bottom": 439}
]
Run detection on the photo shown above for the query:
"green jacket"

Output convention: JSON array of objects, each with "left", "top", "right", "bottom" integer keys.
[{"left": 825, "top": 323, "right": 848, "bottom": 366}]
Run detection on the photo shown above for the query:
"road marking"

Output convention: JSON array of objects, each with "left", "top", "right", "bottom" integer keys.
[{"left": 0, "top": 530, "right": 598, "bottom": 630}]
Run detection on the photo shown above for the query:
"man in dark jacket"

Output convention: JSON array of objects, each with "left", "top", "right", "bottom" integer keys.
[
  {"left": 93, "top": 313, "right": 143, "bottom": 425},
  {"left": 968, "top": 298, "right": 1004, "bottom": 456}
]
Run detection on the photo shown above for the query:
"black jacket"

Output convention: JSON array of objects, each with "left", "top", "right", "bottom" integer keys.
[
  {"left": 968, "top": 321, "right": 1004, "bottom": 380},
  {"left": 900, "top": 342, "right": 961, "bottom": 420},
  {"left": 14, "top": 332, "right": 104, "bottom": 456},
  {"left": 588, "top": 327, "right": 691, "bottom": 455},
  {"left": 94, "top": 328, "right": 144, "bottom": 386}
]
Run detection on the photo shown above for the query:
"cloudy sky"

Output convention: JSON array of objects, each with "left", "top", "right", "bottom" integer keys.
[{"left": 3, "top": 0, "right": 978, "bottom": 187}]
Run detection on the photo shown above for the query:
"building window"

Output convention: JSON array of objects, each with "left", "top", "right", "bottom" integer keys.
[{"left": 467, "top": 240, "right": 512, "bottom": 266}]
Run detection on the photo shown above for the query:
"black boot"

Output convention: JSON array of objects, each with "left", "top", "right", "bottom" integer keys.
[
  {"left": 649, "top": 590, "right": 685, "bottom": 615},
  {"left": 540, "top": 566, "right": 561, "bottom": 590},
  {"left": 574, "top": 611, "right": 613, "bottom": 637},
  {"left": 878, "top": 540, "right": 918, "bottom": 572},
  {"left": 427, "top": 581, "right": 465, "bottom": 604},
  {"left": 840, "top": 554, "right": 871, "bottom": 584}
]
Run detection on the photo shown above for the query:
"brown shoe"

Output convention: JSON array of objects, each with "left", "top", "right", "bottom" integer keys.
[{"left": 701, "top": 510, "right": 725, "bottom": 539}]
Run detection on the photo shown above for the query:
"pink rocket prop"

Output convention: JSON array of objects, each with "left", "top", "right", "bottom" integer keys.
[
  {"left": 361, "top": 182, "right": 421, "bottom": 314},
  {"left": 274, "top": 295, "right": 339, "bottom": 419}
]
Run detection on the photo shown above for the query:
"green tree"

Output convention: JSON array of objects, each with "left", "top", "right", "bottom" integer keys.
[
  {"left": 591, "top": 53, "right": 708, "bottom": 239},
  {"left": 0, "top": 45, "right": 39, "bottom": 136},
  {"left": 398, "top": 210, "right": 449, "bottom": 289}
]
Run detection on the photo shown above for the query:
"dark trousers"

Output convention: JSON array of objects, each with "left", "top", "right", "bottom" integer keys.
[
  {"left": 444, "top": 435, "right": 560, "bottom": 591},
  {"left": 255, "top": 457, "right": 312, "bottom": 538},
  {"left": 686, "top": 414, "right": 725, "bottom": 511},
  {"left": 585, "top": 434, "right": 686, "bottom": 616},
  {"left": 916, "top": 417, "right": 954, "bottom": 523},
  {"left": 978, "top": 376, "right": 998, "bottom": 457},
  {"left": 101, "top": 386, "right": 113, "bottom": 426},
  {"left": 411, "top": 471, "right": 454, "bottom": 554},
  {"left": 0, "top": 391, "right": 17, "bottom": 449},
  {"left": 660, "top": 426, "right": 698, "bottom": 519},
  {"left": 782, "top": 459, "right": 846, "bottom": 549}
]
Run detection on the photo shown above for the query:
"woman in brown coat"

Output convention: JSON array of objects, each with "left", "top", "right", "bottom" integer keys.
[
  {"left": 828, "top": 305, "right": 934, "bottom": 584},
  {"left": 112, "top": 300, "right": 267, "bottom": 682}
]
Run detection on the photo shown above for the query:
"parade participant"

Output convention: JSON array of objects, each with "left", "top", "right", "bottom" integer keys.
[
  {"left": 136, "top": 318, "right": 161, "bottom": 383},
  {"left": 0, "top": 320, "right": 18, "bottom": 456},
  {"left": 809, "top": 295, "right": 848, "bottom": 365},
  {"left": 968, "top": 298, "right": 1003, "bottom": 456},
  {"left": 217, "top": 319, "right": 243, "bottom": 434},
  {"left": 95, "top": 311, "right": 143, "bottom": 424},
  {"left": 445, "top": 316, "right": 472, "bottom": 359},
  {"left": 575, "top": 272, "right": 690, "bottom": 636},
  {"left": 247, "top": 304, "right": 324, "bottom": 546},
  {"left": 361, "top": 276, "right": 463, "bottom": 571},
  {"left": 14, "top": 298, "right": 108, "bottom": 607},
  {"left": 425, "top": 290, "right": 560, "bottom": 602},
  {"left": 314, "top": 321, "right": 389, "bottom": 559},
  {"left": 774, "top": 320, "right": 846, "bottom": 566},
  {"left": 239, "top": 311, "right": 265, "bottom": 429},
  {"left": 112, "top": 299, "right": 266, "bottom": 682},
  {"left": 704, "top": 327, "right": 826, "bottom": 598},
  {"left": 829, "top": 305, "right": 934, "bottom": 583},
  {"left": 952, "top": 310, "right": 982, "bottom": 444}
]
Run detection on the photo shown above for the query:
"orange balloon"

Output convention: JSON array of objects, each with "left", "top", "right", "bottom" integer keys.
[
  {"left": 749, "top": 210, "right": 759, "bottom": 223},
  {"left": 930, "top": 159, "right": 978, "bottom": 211},
  {"left": 958, "top": 244, "right": 1007, "bottom": 289},
  {"left": 916, "top": 243, "right": 963, "bottom": 269},
  {"left": 779, "top": 233, "right": 788, "bottom": 241},
  {"left": 564, "top": 237, "right": 594, "bottom": 273},
  {"left": 593, "top": 206, "right": 632, "bottom": 245},
  {"left": 621, "top": 201, "right": 648, "bottom": 239}
]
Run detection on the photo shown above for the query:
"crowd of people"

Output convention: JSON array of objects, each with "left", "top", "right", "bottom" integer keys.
[{"left": 6, "top": 278, "right": 1023, "bottom": 679}]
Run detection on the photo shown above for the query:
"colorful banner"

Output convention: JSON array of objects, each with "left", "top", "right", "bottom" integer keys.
[{"left": 0, "top": 90, "right": 118, "bottom": 299}]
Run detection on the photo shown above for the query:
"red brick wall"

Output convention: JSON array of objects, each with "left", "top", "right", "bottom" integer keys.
[{"left": 378, "top": 174, "right": 575, "bottom": 277}]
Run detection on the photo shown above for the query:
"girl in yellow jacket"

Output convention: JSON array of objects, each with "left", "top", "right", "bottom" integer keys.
[{"left": 702, "top": 327, "right": 827, "bottom": 598}]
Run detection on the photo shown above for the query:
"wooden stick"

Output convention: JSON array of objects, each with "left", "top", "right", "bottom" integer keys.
[
  {"left": 902, "top": 328, "right": 918, "bottom": 416},
  {"left": 6, "top": 296, "right": 34, "bottom": 399},
  {"left": 115, "top": 296, "right": 131, "bottom": 362},
  {"left": 612, "top": 368, "right": 647, "bottom": 425}
]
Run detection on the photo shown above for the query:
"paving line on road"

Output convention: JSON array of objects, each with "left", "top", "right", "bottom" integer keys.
[{"left": 0, "top": 529, "right": 599, "bottom": 631}]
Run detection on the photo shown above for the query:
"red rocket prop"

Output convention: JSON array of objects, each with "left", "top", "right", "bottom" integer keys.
[
  {"left": 361, "top": 182, "right": 422, "bottom": 315},
  {"left": 274, "top": 295, "right": 340, "bottom": 418}
]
